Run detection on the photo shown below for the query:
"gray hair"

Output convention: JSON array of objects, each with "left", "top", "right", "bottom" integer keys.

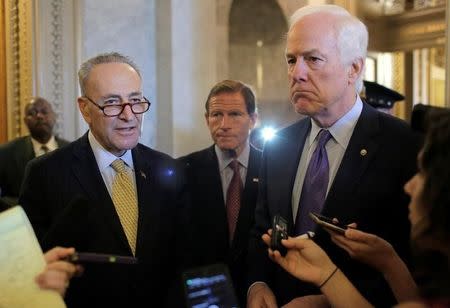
[
  {"left": 289, "top": 5, "right": 368, "bottom": 92},
  {"left": 78, "top": 52, "right": 141, "bottom": 95}
]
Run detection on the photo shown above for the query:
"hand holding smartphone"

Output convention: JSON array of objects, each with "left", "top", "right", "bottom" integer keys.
[
  {"left": 270, "top": 215, "right": 288, "bottom": 256},
  {"left": 66, "top": 252, "right": 138, "bottom": 265},
  {"left": 309, "top": 212, "right": 349, "bottom": 234}
]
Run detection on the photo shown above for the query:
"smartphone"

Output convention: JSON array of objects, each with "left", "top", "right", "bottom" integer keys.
[
  {"left": 66, "top": 252, "right": 138, "bottom": 265},
  {"left": 270, "top": 215, "right": 288, "bottom": 256},
  {"left": 309, "top": 212, "right": 348, "bottom": 234},
  {"left": 182, "top": 263, "right": 239, "bottom": 308}
]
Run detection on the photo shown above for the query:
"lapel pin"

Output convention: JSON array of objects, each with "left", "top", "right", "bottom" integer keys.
[
  {"left": 252, "top": 178, "right": 259, "bottom": 182},
  {"left": 139, "top": 170, "right": 147, "bottom": 179},
  {"left": 360, "top": 149, "right": 367, "bottom": 156}
]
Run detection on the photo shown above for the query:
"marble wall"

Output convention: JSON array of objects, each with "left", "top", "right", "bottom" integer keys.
[
  {"left": 80, "top": 0, "right": 157, "bottom": 147},
  {"left": 33, "top": 0, "right": 313, "bottom": 157}
]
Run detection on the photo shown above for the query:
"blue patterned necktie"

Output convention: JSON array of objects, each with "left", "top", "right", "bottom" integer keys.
[{"left": 295, "top": 129, "right": 332, "bottom": 235}]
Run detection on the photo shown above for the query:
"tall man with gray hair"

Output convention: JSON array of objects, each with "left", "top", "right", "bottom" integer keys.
[{"left": 247, "top": 5, "right": 420, "bottom": 307}]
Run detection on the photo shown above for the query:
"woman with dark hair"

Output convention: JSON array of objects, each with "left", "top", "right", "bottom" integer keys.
[{"left": 263, "top": 110, "right": 450, "bottom": 307}]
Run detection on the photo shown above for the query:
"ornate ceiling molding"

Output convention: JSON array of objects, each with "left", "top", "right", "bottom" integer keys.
[{"left": 366, "top": 5, "right": 446, "bottom": 52}]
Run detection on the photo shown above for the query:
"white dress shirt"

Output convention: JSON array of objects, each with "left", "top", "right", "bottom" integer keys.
[
  {"left": 291, "top": 96, "right": 363, "bottom": 221},
  {"left": 215, "top": 141, "right": 250, "bottom": 203},
  {"left": 88, "top": 131, "right": 137, "bottom": 199}
]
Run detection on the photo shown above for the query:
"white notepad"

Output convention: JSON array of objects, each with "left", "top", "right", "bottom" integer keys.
[{"left": 0, "top": 206, "right": 66, "bottom": 308}]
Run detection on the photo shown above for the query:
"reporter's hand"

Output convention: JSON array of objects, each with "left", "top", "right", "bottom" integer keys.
[
  {"left": 262, "top": 233, "right": 335, "bottom": 287},
  {"left": 329, "top": 227, "right": 397, "bottom": 273},
  {"left": 282, "top": 295, "right": 330, "bottom": 308},
  {"left": 247, "top": 283, "right": 278, "bottom": 308},
  {"left": 35, "top": 247, "right": 83, "bottom": 296}
]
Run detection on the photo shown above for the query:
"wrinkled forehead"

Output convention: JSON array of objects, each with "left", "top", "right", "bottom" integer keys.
[
  {"left": 209, "top": 94, "right": 246, "bottom": 110},
  {"left": 289, "top": 14, "right": 338, "bottom": 41},
  {"left": 26, "top": 99, "right": 53, "bottom": 113}
]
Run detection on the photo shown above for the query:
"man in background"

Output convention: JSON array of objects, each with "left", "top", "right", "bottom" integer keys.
[
  {"left": 178, "top": 80, "right": 261, "bottom": 306},
  {"left": 247, "top": 4, "right": 421, "bottom": 307},
  {"left": 362, "top": 80, "right": 405, "bottom": 115},
  {"left": 0, "top": 97, "right": 69, "bottom": 206}
]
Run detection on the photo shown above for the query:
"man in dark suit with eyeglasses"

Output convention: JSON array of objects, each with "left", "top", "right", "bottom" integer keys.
[{"left": 20, "top": 52, "right": 189, "bottom": 307}]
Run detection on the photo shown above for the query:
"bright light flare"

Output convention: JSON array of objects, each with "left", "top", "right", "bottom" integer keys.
[{"left": 262, "top": 126, "right": 276, "bottom": 141}]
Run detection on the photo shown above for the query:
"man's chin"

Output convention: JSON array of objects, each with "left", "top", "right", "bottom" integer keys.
[
  {"left": 292, "top": 100, "right": 317, "bottom": 116},
  {"left": 217, "top": 143, "right": 238, "bottom": 152},
  {"left": 292, "top": 104, "right": 309, "bottom": 115},
  {"left": 115, "top": 139, "right": 139, "bottom": 151},
  {"left": 30, "top": 130, "right": 51, "bottom": 140}
]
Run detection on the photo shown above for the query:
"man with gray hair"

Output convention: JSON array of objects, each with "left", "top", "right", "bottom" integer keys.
[
  {"left": 20, "top": 52, "right": 189, "bottom": 307},
  {"left": 247, "top": 5, "right": 420, "bottom": 307}
]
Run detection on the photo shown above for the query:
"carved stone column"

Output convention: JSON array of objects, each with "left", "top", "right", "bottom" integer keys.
[{"left": 4, "top": 0, "right": 33, "bottom": 139}]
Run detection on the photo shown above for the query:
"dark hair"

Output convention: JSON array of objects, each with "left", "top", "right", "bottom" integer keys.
[
  {"left": 413, "top": 109, "right": 450, "bottom": 299},
  {"left": 411, "top": 104, "right": 448, "bottom": 134},
  {"left": 25, "top": 97, "right": 54, "bottom": 115},
  {"left": 205, "top": 80, "right": 257, "bottom": 115}
]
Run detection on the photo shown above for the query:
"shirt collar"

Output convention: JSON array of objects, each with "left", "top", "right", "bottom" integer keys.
[
  {"left": 88, "top": 131, "right": 134, "bottom": 172},
  {"left": 30, "top": 135, "right": 58, "bottom": 152},
  {"left": 308, "top": 95, "right": 363, "bottom": 149},
  {"left": 215, "top": 141, "right": 250, "bottom": 172}
]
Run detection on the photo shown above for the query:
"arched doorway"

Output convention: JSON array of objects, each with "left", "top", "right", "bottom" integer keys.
[{"left": 229, "top": 0, "right": 301, "bottom": 130}]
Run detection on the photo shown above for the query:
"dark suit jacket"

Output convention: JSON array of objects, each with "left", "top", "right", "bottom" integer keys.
[
  {"left": 0, "top": 135, "right": 69, "bottom": 206},
  {"left": 178, "top": 144, "right": 262, "bottom": 305},
  {"left": 19, "top": 133, "right": 190, "bottom": 308},
  {"left": 248, "top": 103, "right": 422, "bottom": 307}
]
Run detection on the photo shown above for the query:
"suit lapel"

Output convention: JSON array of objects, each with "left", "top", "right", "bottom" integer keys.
[
  {"left": 205, "top": 146, "right": 226, "bottom": 207},
  {"left": 16, "top": 137, "right": 35, "bottom": 175},
  {"left": 131, "top": 145, "right": 154, "bottom": 256},
  {"left": 271, "top": 120, "right": 311, "bottom": 227},
  {"left": 23, "top": 136, "right": 36, "bottom": 160},
  {"left": 324, "top": 104, "right": 380, "bottom": 212},
  {"left": 71, "top": 133, "right": 131, "bottom": 252},
  {"left": 230, "top": 145, "right": 261, "bottom": 255},
  {"left": 204, "top": 147, "right": 229, "bottom": 243}
]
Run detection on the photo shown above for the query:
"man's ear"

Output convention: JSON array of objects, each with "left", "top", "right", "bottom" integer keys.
[
  {"left": 204, "top": 112, "right": 209, "bottom": 126},
  {"left": 348, "top": 57, "right": 364, "bottom": 85},
  {"left": 77, "top": 97, "right": 91, "bottom": 124},
  {"left": 249, "top": 112, "right": 258, "bottom": 129}
]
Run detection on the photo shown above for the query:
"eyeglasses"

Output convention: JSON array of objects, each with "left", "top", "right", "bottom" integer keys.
[{"left": 84, "top": 96, "right": 151, "bottom": 117}]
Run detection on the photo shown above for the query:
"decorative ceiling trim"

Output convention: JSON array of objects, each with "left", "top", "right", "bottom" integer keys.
[{"left": 366, "top": 4, "right": 446, "bottom": 52}]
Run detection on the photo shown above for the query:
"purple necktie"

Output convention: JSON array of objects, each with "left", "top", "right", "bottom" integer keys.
[
  {"left": 226, "top": 159, "right": 243, "bottom": 243},
  {"left": 295, "top": 129, "right": 332, "bottom": 235}
]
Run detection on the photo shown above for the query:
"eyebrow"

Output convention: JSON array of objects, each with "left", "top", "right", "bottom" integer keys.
[
  {"left": 101, "top": 91, "right": 143, "bottom": 100},
  {"left": 285, "top": 48, "right": 323, "bottom": 58},
  {"left": 210, "top": 98, "right": 244, "bottom": 103}
]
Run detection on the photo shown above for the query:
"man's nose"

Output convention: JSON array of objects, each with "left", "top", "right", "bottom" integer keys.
[
  {"left": 291, "top": 58, "right": 308, "bottom": 82},
  {"left": 119, "top": 104, "right": 135, "bottom": 120},
  {"left": 35, "top": 111, "right": 45, "bottom": 119},
  {"left": 220, "top": 115, "right": 231, "bottom": 128}
]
